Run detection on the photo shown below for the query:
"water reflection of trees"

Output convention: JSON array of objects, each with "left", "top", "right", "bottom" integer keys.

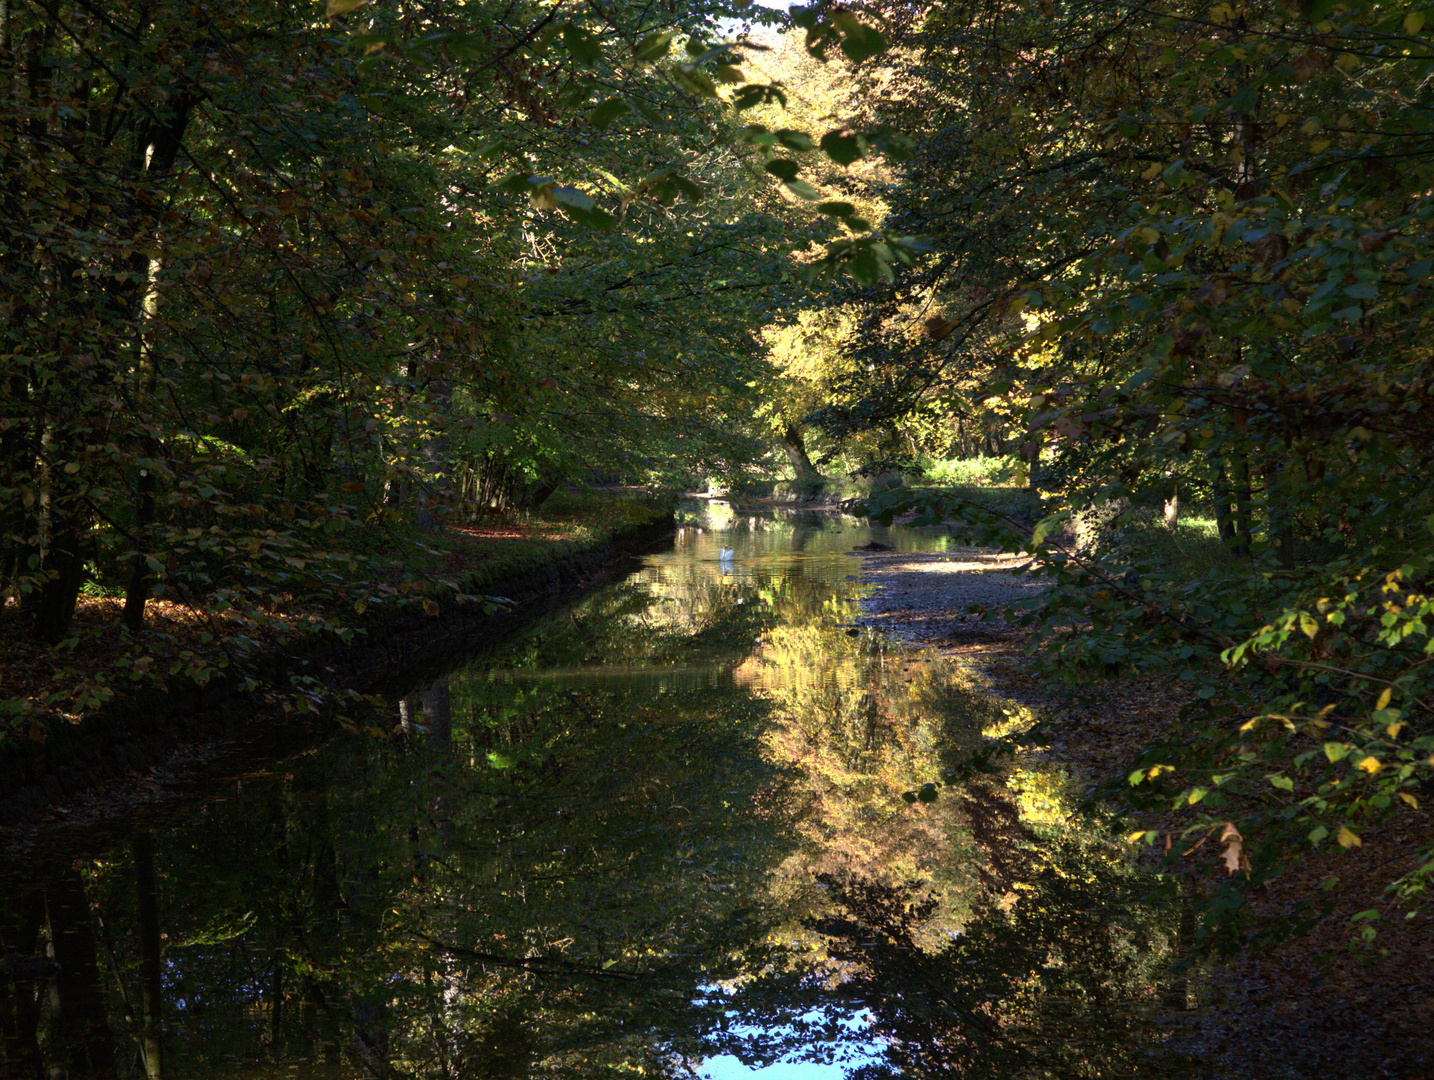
[
  {"left": 814, "top": 823, "right": 1193, "bottom": 1080},
  {"left": 2, "top": 531, "right": 1195, "bottom": 1079},
  {"left": 722, "top": 577, "right": 1194, "bottom": 1078},
  {"left": 1, "top": 581, "right": 797, "bottom": 1079}
]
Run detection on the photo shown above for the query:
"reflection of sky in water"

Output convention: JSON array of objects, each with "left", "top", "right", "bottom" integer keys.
[
  {"left": 703, "top": 1059, "right": 849, "bottom": 1079},
  {"left": 697, "top": 998, "right": 880, "bottom": 1080}
]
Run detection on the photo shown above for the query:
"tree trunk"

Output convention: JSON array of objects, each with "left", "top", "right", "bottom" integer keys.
[
  {"left": 269, "top": 957, "right": 284, "bottom": 1059},
  {"left": 517, "top": 471, "right": 564, "bottom": 512},
  {"left": 0, "top": 373, "right": 37, "bottom": 613},
  {"left": 1231, "top": 452, "right": 1253, "bottom": 558},
  {"left": 132, "top": 833, "right": 163, "bottom": 1080},
  {"left": 423, "top": 679, "right": 452, "bottom": 760},
  {"left": 1162, "top": 871, "right": 1198, "bottom": 1011},
  {"left": 398, "top": 695, "right": 420, "bottom": 737},
  {"left": 122, "top": 250, "right": 167, "bottom": 635},
  {"left": 1163, "top": 489, "right": 1181, "bottom": 528},
  {"left": 1210, "top": 459, "right": 1236, "bottom": 547},
  {"left": 122, "top": 466, "right": 156, "bottom": 634},
  {"left": 333, "top": 758, "right": 392, "bottom": 1080},
  {"left": 412, "top": 379, "right": 452, "bottom": 532},
  {"left": 45, "top": 866, "right": 118, "bottom": 1080},
  {"left": 781, "top": 422, "right": 820, "bottom": 479},
  {"left": 0, "top": 888, "right": 47, "bottom": 1080},
  {"left": 33, "top": 519, "right": 88, "bottom": 645}
]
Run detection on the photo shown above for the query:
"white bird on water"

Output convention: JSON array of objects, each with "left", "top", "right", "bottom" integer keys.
[{"left": 718, "top": 547, "right": 735, "bottom": 563}]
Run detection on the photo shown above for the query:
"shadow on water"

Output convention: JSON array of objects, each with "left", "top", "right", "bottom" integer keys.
[{"left": 1, "top": 501, "right": 1211, "bottom": 1079}]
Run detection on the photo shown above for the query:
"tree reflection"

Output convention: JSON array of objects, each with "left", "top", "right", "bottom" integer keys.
[
  {"left": 2, "top": 517, "right": 1199, "bottom": 1079},
  {"left": 0, "top": 866, "right": 117, "bottom": 1080},
  {"left": 718, "top": 577, "right": 1194, "bottom": 1078},
  {"left": 812, "top": 822, "right": 1193, "bottom": 1080}
]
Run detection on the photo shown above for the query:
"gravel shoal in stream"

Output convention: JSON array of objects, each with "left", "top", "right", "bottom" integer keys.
[{"left": 848, "top": 547, "right": 1046, "bottom": 646}]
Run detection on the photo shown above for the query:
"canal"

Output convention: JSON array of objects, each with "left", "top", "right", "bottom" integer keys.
[{"left": 0, "top": 502, "right": 1201, "bottom": 1079}]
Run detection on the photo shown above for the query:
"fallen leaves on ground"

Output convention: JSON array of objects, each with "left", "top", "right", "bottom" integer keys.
[{"left": 0, "top": 520, "right": 591, "bottom": 736}]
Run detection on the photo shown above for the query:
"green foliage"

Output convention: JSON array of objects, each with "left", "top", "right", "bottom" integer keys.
[
  {"left": 0, "top": 0, "right": 905, "bottom": 729},
  {"left": 815, "top": 0, "right": 1434, "bottom": 954},
  {"left": 915, "top": 455, "right": 1018, "bottom": 488}
]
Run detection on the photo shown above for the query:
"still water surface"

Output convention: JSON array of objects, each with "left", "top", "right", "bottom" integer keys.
[{"left": 1, "top": 502, "right": 1200, "bottom": 1079}]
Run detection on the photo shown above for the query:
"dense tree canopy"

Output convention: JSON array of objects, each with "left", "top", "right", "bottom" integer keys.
[
  {"left": 7, "top": 0, "right": 1434, "bottom": 1009},
  {"left": 833, "top": 0, "right": 1434, "bottom": 949},
  {"left": 0, "top": 0, "right": 907, "bottom": 683}
]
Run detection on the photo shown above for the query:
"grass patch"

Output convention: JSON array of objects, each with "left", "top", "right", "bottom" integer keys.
[
  {"left": 1104, "top": 511, "right": 1242, "bottom": 584},
  {"left": 916, "top": 455, "right": 1019, "bottom": 487},
  {"left": 1143, "top": 513, "right": 1234, "bottom": 580},
  {"left": 769, "top": 475, "right": 870, "bottom": 501}
]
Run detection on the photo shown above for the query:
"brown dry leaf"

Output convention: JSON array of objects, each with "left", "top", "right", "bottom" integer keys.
[
  {"left": 1220, "top": 821, "right": 1245, "bottom": 875},
  {"left": 923, "top": 314, "right": 959, "bottom": 340}
]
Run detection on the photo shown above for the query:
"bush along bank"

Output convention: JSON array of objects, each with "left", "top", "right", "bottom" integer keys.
[{"left": 0, "top": 507, "right": 676, "bottom": 830}]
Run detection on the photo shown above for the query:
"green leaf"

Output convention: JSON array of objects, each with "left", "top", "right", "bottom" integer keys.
[
  {"left": 764, "top": 159, "right": 800, "bottom": 181},
  {"left": 785, "top": 179, "right": 820, "bottom": 200},
  {"left": 564, "top": 204, "right": 616, "bottom": 231},
  {"left": 589, "top": 97, "right": 629, "bottom": 129},
  {"left": 633, "top": 31, "right": 673, "bottom": 62},
  {"left": 835, "top": 19, "right": 886, "bottom": 63},
  {"left": 673, "top": 66, "right": 718, "bottom": 98},
  {"left": 562, "top": 24, "right": 603, "bottom": 66},
  {"left": 326, "top": 0, "right": 369, "bottom": 17},
  {"left": 495, "top": 172, "right": 543, "bottom": 194},
  {"left": 817, "top": 201, "right": 856, "bottom": 218},
  {"left": 670, "top": 174, "right": 705, "bottom": 203},
  {"left": 820, "top": 130, "right": 863, "bottom": 165},
  {"left": 1031, "top": 510, "right": 1068, "bottom": 547},
  {"left": 550, "top": 185, "right": 594, "bottom": 212},
  {"left": 1230, "top": 84, "right": 1259, "bottom": 115},
  {"left": 775, "top": 129, "right": 815, "bottom": 152},
  {"left": 732, "top": 84, "right": 786, "bottom": 111}
]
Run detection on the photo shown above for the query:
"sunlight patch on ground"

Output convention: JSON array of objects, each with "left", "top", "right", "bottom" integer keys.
[{"left": 870, "top": 558, "right": 1031, "bottom": 575}]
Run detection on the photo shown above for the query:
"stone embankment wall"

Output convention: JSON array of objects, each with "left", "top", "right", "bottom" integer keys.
[{"left": 0, "top": 515, "right": 675, "bottom": 829}]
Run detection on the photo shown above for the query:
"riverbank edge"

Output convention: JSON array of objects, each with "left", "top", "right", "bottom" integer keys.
[
  {"left": 0, "top": 509, "right": 677, "bottom": 831},
  {"left": 852, "top": 544, "right": 1434, "bottom": 1080}
]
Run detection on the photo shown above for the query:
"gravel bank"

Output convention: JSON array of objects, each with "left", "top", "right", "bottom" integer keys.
[{"left": 849, "top": 546, "right": 1046, "bottom": 646}]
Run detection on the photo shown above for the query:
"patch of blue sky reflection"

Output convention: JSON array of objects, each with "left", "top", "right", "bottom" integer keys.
[{"left": 699, "top": 1008, "right": 879, "bottom": 1079}]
